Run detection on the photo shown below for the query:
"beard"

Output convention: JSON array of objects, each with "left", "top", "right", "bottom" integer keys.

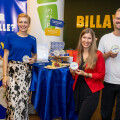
[
  {"left": 115, "top": 26, "right": 120, "bottom": 30},
  {"left": 115, "top": 22, "right": 120, "bottom": 30}
]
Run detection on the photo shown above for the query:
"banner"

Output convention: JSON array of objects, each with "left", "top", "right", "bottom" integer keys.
[
  {"left": 0, "top": 0, "right": 27, "bottom": 56},
  {"left": 0, "top": 0, "right": 27, "bottom": 119},
  {"left": 27, "top": 0, "right": 65, "bottom": 52}
]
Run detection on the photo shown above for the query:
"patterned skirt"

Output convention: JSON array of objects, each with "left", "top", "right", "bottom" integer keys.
[{"left": 6, "top": 60, "right": 32, "bottom": 120}]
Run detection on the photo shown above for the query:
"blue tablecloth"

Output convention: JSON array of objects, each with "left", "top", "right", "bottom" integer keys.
[
  {"left": 30, "top": 62, "right": 52, "bottom": 91},
  {"left": 30, "top": 66, "right": 78, "bottom": 120}
]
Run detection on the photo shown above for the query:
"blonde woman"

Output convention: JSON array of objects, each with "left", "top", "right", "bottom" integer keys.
[
  {"left": 70, "top": 28, "right": 105, "bottom": 120},
  {"left": 3, "top": 13, "right": 37, "bottom": 120}
]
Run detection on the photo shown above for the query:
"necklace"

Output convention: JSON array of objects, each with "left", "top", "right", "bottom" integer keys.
[
  {"left": 83, "top": 54, "right": 88, "bottom": 62},
  {"left": 83, "top": 57, "right": 87, "bottom": 62}
]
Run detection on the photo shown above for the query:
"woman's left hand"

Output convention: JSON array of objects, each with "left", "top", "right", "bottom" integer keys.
[
  {"left": 75, "top": 69, "right": 85, "bottom": 76},
  {"left": 28, "top": 57, "right": 35, "bottom": 64}
]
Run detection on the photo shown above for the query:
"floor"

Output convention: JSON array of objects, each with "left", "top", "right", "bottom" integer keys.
[
  {"left": 29, "top": 91, "right": 116, "bottom": 120},
  {"left": 90, "top": 91, "right": 116, "bottom": 120},
  {"left": 29, "top": 115, "right": 41, "bottom": 120}
]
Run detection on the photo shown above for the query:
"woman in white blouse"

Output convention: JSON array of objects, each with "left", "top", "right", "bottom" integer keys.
[
  {"left": 0, "top": 55, "right": 3, "bottom": 81},
  {"left": 0, "top": 54, "right": 7, "bottom": 109}
]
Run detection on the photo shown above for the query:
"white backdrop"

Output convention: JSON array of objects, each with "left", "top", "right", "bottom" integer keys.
[{"left": 27, "top": 0, "right": 64, "bottom": 51}]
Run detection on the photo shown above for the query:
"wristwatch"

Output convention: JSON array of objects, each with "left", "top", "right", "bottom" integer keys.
[
  {"left": 85, "top": 73, "right": 89, "bottom": 78},
  {"left": 3, "top": 74, "right": 8, "bottom": 77}
]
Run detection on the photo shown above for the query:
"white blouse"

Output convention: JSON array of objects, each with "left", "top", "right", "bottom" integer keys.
[{"left": 0, "top": 60, "right": 3, "bottom": 80}]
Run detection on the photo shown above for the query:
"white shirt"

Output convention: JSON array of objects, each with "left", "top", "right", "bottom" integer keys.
[
  {"left": 98, "top": 32, "right": 120, "bottom": 84},
  {"left": 0, "top": 60, "right": 3, "bottom": 81}
]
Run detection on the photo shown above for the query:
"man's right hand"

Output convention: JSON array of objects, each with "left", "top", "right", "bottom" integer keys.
[
  {"left": 109, "top": 51, "right": 118, "bottom": 58},
  {"left": 103, "top": 50, "right": 118, "bottom": 59}
]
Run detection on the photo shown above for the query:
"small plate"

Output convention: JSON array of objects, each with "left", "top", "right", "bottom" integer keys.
[
  {"left": 70, "top": 62, "right": 78, "bottom": 70},
  {"left": 54, "top": 50, "right": 60, "bottom": 56},
  {"left": 111, "top": 45, "right": 119, "bottom": 53},
  {"left": 22, "top": 55, "right": 30, "bottom": 63}
]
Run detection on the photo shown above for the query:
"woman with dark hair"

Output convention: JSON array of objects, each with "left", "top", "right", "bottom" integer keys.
[
  {"left": 70, "top": 28, "right": 105, "bottom": 120},
  {"left": 3, "top": 13, "right": 37, "bottom": 120}
]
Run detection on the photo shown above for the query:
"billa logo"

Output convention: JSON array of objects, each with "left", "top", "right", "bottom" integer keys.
[{"left": 76, "top": 15, "right": 114, "bottom": 28}]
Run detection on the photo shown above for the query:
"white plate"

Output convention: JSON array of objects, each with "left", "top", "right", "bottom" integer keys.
[
  {"left": 70, "top": 62, "right": 78, "bottom": 70},
  {"left": 22, "top": 55, "right": 30, "bottom": 63},
  {"left": 111, "top": 45, "right": 119, "bottom": 53},
  {"left": 54, "top": 50, "right": 60, "bottom": 56}
]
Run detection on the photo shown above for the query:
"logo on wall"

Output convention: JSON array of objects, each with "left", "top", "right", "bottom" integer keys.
[
  {"left": 0, "top": 42, "right": 4, "bottom": 49},
  {"left": 76, "top": 15, "right": 114, "bottom": 28},
  {"left": 0, "top": 42, "right": 4, "bottom": 56}
]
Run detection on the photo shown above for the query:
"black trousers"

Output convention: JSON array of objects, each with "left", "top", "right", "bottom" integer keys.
[
  {"left": 78, "top": 91, "right": 100, "bottom": 120},
  {"left": 101, "top": 82, "right": 120, "bottom": 120},
  {"left": 74, "top": 77, "right": 100, "bottom": 120}
]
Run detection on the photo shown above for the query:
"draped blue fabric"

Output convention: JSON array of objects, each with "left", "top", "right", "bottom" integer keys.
[
  {"left": 31, "top": 66, "right": 78, "bottom": 120},
  {"left": 30, "top": 62, "right": 52, "bottom": 91}
]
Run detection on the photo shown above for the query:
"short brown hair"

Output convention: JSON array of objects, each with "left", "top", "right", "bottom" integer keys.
[
  {"left": 17, "top": 13, "right": 31, "bottom": 24},
  {"left": 115, "top": 8, "right": 120, "bottom": 15}
]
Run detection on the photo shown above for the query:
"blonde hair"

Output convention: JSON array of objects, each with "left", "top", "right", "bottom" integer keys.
[
  {"left": 76, "top": 28, "right": 97, "bottom": 70},
  {"left": 17, "top": 13, "right": 31, "bottom": 24},
  {"left": 115, "top": 8, "right": 120, "bottom": 14}
]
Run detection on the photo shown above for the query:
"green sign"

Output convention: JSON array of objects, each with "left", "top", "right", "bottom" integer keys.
[
  {"left": 37, "top": 0, "right": 57, "bottom": 4},
  {"left": 37, "top": 4, "right": 58, "bottom": 31}
]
